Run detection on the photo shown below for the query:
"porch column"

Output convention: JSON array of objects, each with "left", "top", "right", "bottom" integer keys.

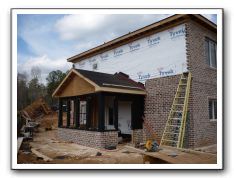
[
  {"left": 114, "top": 96, "right": 118, "bottom": 130},
  {"left": 66, "top": 99, "right": 71, "bottom": 127},
  {"left": 58, "top": 98, "right": 63, "bottom": 127},
  {"left": 86, "top": 96, "right": 92, "bottom": 130},
  {"left": 74, "top": 97, "right": 80, "bottom": 129},
  {"left": 131, "top": 97, "right": 137, "bottom": 129},
  {"left": 131, "top": 96, "right": 144, "bottom": 130},
  {"left": 97, "top": 92, "right": 105, "bottom": 131}
]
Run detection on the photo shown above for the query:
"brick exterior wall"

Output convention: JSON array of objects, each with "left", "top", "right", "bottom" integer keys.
[
  {"left": 143, "top": 75, "right": 181, "bottom": 144},
  {"left": 57, "top": 20, "right": 217, "bottom": 149},
  {"left": 143, "top": 21, "right": 217, "bottom": 148},
  {"left": 132, "top": 129, "right": 143, "bottom": 144},
  {"left": 186, "top": 21, "right": 217, "bottom": 148},
  {"left": 58, "top": 128, "right": 118, "bottom": 148}
]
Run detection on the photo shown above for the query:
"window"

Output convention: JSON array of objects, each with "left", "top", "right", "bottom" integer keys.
[
  {"left": 80, "top": 101, "right": 87, "bottom": 125},
  {"left": 205, "top": 38, "right": 217, "bottom": 68},
  {"left": 209, "top": 99, "right": 217, "bottom": 120}
]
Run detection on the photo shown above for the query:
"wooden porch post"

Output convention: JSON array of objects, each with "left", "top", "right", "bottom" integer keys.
[
  {"left": 98, "top": 92, "right": 105, "bottom": 131},
  {"left": 66, "top": 99, "right": 71, "bottom": 127},
  {"left": 74, "top": 97, "right": 80, "bottom": 129},
  {"left": 58, "top": 98, "right": 63, "bottom": 127},
  {"left": 114, "top": 96, "right": 118, "bottom": 130}
]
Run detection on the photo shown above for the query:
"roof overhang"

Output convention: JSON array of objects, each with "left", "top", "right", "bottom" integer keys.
[
  {"left": 52, "top": 69, "right": 146, "bottom": 98},
  {"left": 67, "top": 14, "right": 217, "bottom": 63}
]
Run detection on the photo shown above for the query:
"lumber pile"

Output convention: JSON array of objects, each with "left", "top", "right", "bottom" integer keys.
[{"left": 21, "top": 97, "right": 52, "bottom": 120}]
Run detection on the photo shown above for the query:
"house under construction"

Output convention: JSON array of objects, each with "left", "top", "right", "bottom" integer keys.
[{"left": 53, "top": 14, "right": 217, "bottom": 149}]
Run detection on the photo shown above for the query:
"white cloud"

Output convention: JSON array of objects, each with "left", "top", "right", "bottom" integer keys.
[
  {"left": 55, "top": 14, "right": 107, "bottom": 40},
  {"left": 55, "top": 14, "right": 172, "bottom": 53},
  {"left": 55, "top": 14, "right": 172, "bottom": 41},
  {"left": 18, "top": 54, "right": 71, "bottom": 84}
]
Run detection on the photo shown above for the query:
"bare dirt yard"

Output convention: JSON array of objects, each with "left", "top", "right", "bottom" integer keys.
[
  {"left": 18, "top": 112, "right": 217, "bottom": 164},
  {"left": 18, "top": 112, "right": 144, "bottom": 164}
]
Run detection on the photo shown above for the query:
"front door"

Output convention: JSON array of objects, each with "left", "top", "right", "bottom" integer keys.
[{"left": 118, "top": 101, "right": 132, "bottom": 134}]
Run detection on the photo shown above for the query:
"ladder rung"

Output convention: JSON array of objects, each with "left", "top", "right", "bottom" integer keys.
[
  {"left": 170, "top": 118, "right": 182, "bottom": 120},
  {"left": 162, "top": 139, "right": 178, "bottom": 143},
  {"left": 174, "top": 104, "right": 184, "bottom": 106},
  {"left": 173, "top": 111, "right": 183, "bottom": 113},
  {"left": 175, "top": 97, "right": 185, "bottom": 99},
  {"left": 164, "top": 132, "right": 179, "bottom": 135},
  {"left": 167, "top": 125, "right": 181, "bottom": 127},
  {"left": 179, "top": 84, "right": 187, "bottom": 86}
]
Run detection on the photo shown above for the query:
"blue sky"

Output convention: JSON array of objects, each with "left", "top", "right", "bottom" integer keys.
[{"left": 17, "top": 14, "right": 217, "bottom": 84}]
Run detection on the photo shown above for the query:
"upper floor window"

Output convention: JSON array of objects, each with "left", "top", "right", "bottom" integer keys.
[{"left": 205, "top": 38, "right": 217, "bottom": 68}]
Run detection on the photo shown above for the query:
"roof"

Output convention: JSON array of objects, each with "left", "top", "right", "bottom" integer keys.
[
  {"left": 76, "top": 69, "right": 145, "bottom": 90},
  {"left": 68, "top": 14, "right": 217, "bottom": 63},
  {"left": 52, "top": 69, "right": 146, "bottom": 97}
]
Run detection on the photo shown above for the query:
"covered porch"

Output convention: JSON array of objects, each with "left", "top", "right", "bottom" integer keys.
[{"left": 53, "top": 69, "right": 146, "bottom": 148}]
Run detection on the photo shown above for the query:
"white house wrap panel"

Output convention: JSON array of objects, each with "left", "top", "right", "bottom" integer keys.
[{"left": 75, "top": 24, "right": 187, "bottom": 83}]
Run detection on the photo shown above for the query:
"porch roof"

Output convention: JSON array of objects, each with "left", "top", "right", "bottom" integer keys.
[{"left": 52, "top": 69, "right": 146, "bottom": 97}]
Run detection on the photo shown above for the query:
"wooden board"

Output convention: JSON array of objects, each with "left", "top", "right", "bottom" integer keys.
[
  {"left": 31, "top": 148, "right": 53, "bottom": 162},
  {"left": 17, "top": 137, "right": 24, "bottom": 153},
  {"left": 125, "top": 145, "right": 217, "bottom": 164},
  {"left": 56, "top": 72, "right": 95, "bottom": 97}
]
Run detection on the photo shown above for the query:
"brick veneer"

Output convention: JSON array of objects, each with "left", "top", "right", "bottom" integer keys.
[
  {"left": 143, "top": 75, "right": 181, "bottom": 145},
  {"left": 186, "top": 21, "right": 217, "bottom": 147},
  {"left": 58, "top": 128, "right": 118, "bottom": 148},
  {"left": 143, "top": 21, "right": 217, "bottom": 148},
  {"left": 132, "top": 129, "right": 143, "bottom": 144}
]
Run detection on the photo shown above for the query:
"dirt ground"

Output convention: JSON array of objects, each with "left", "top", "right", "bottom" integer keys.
[
  {"left": 18, "top": 112, "right": 144, "bottom": 164},
  {"left": 17, "top": 112, "right": 217, "bottom": 164}
]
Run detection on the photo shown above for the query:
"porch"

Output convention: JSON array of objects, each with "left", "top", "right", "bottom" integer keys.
[{"left": 53, "top": 69, "right": 146, "bottom": 148}]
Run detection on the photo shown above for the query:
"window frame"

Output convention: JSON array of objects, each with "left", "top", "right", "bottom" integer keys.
[
  {"left": 79, "top": 101, "right": 87, "bottom": 126},
  {"left": 208, "top": 98, "right": 217, "bottom": 121},
  {"left": 205, "top": 37, "right": 217, "bottom": 69}
]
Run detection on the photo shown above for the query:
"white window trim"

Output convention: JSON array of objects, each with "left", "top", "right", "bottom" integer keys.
[
  {"left": 206, "top": 38, "right": 217, "bottom": 69},
  {"left": 209, "top": 99, "right": 217, "bottom": 121}
]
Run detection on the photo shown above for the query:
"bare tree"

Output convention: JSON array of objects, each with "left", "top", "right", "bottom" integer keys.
[
  {"left": 17, "top": 72, "right": 29, "bottom": 110},
  {"left": 31, "top": 66, "right": 42, "bottom": 82}
]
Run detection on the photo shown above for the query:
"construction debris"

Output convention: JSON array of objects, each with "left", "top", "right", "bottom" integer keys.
[
  {"left": 145, "top": 140, "right": 159, "bottom": 152},
  {"left": 125, "top": 145, "right": 217, "bottom": 164},
  {"left": 17, "top": 112, "right": 217, "bottom": 164},
  {"left": 17, "top": 137, "right": 24, "bottom": 153},
  {"left": 31, "top": 148, "right": 53, "bottom": 162},
  {"left": 21, "top": 97, "right": 52, "bottom": 121},
  {"left": 96, "top": 152, "right": 102, "bottom": 156}
]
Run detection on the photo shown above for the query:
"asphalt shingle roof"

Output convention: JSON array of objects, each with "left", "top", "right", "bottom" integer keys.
[{"left": 76, "top": 69, "right": 145, "bottom": 91}]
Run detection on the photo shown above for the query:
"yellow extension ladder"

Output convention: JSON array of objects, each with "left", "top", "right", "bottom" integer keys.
[{"left": 160, "top": 72, "right": 192, "bottom": 148}]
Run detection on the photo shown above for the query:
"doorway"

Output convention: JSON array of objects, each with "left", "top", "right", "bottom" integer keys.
[{"left": 118, "top": 101, "right": 132, "bottom": 142}]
